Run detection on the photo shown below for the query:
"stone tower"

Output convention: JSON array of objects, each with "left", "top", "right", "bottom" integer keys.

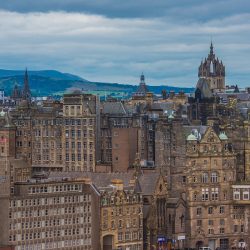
[
  {"left": 134, "top": 73, "right": 149, "bottom": 97},
  {"left": 198, "top": 42, "right": 225, "bottom": 92}
]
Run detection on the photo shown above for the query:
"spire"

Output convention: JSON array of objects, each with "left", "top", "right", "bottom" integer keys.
[
  {"left": 22, "top": 68, "right": 31, "bottom": 101},
  {"left": 140, "top": 72, "right": 145, "bottom": 84},
  {"left": 133, "top": 72, "right": 149, "bottom": 96},
  {"left": 210, "top": 41, "right": 214, "bottom": 55}
]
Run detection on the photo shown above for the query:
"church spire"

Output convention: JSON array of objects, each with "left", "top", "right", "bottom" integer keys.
[
  {"left": 210, "top": 41, "right": 214, "bottom": 55},
  {"left": 140, "top": 72, "right": 145, "bottom": 84},
  {"left": 22, "top": 68, "right": 31, "bottom": 101}
]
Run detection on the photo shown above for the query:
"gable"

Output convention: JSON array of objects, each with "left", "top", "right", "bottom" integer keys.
[
  {"left": 154, "top": 175, "right": 168, "bottom": 196},
  {"left": 200, "top": 126, "right": 220, "bottom": 144}
]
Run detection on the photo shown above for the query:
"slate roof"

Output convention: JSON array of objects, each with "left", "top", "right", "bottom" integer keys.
[
  {"left": 182, "top": 125, "right": 208, "bottom": 138},
  {"left": 102, "top": 102, "right": 127, "bottom": 115},
  {"left": 49, "top": 172, "right": 134, "bottom": 188},
  {"left": 49, "top": 171, "right": 160, "bottom": 196},
  {"left": 138, "top": 172, "right": 160, "bottom": 196},
  {"left": 196, "top": 78, "right": 213, "bottom": 99}
]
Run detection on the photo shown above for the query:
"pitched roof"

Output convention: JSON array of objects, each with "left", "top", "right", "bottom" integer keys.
[
  {"left": 102, "top": 102, "right": 127, "bottom": 115},
  {"left": 138, "top": 172, "right": 160, "bottom": 196}
]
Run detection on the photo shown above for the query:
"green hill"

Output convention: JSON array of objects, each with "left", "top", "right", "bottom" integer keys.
[{"left": 0, "top": 69, "right": 194, "bottom": 98}]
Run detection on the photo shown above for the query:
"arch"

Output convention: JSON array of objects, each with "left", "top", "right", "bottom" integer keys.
[
  {"left": 103, "top": 235, "right": 114, "bottom": 250},
  {"left": 196, "top": 240, "right": 204, "bottom": 249}
]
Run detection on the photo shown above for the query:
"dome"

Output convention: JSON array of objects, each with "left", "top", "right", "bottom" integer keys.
[
  {"left": 187, "top": 133, "right": 197, "bottom": 141},
  {"left": 219, "top": 132, "right": 228, "bottom": 140}
]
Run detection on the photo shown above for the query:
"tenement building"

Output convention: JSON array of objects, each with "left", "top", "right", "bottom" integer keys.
[
  {"left": 62, "top": 93, "right": 98, "bottom": 172},
  {"left": 185, "top": 126, "right": 237, "bottom": 249},
  {"left": 99, "top": 179, "right": 143, "bottom": 250},
  {"left": 0, "top": 176, "right": 100, "bottom": 250}
]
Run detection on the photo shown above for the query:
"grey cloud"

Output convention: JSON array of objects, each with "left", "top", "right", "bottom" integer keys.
[
  {"left": 0, "top": 0, "right": 250, "bottom": 21},
  {"left": 0, "top": 10, "right": 249, "bottom": 87}
]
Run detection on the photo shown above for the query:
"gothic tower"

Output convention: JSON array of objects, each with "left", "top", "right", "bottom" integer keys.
[{"left": 198, "top": 42, "right": 225, "bottom": 92}]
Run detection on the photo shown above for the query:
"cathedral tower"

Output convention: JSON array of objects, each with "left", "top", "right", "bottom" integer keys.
[{"left": 198, "top": 42, "right": 225, "bottom": 92}]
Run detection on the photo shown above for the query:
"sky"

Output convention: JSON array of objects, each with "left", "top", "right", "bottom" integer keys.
[{"left": 0, "top": 0, "right": 250, "bottom": 87}]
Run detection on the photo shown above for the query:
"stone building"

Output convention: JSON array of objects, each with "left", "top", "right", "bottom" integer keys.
[
  {"left": 185, "top": 126, "right": 237, "bottom": 249},
  {"left": 99, "top": 179, "right": 143, "bottom": 250},
  {"left": 5, "top": 91, "right": 99, "bottom": 173},
  {"left": 0, "top": 175, "right": 100, "bottom": 250},
  {"left": 99, "top": 100, "right": 158, "bottom": 172},
  {"left": 31, "top": 105, "right": 63, "bottom": 171},
  {"left": 62, "top": 92, "right": 98, "bottom": 172},
  {"left": 231, "top": 184, "right": 250, "bottom": 249}
]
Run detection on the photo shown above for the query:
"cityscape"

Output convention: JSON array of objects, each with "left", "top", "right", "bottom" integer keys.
[
  {"left": 0, "top": 1, "right": 250, "bottom": 250},
  {"left": 0, "top": 42, "right": 249, "bottom": 250}
]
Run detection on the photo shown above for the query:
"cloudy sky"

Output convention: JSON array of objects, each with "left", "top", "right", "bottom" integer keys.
[{"left": 0, "top": 0, "right": 250, "bottom": 87}]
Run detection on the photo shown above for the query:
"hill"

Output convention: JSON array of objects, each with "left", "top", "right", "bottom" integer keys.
[{"left": 0, "top": 69, "right": 194, "bottom": 98}]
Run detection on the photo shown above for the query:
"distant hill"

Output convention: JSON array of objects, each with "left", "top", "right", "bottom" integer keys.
[
  {"left": 0, "top": 69, "right": 194, "bottom": 98},
  {"left": 0, "top": 69, "right": 85, "bottom": 81}
]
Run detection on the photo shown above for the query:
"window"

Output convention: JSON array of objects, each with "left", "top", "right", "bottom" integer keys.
[
  {"left": 211, "top": 188, "right": 219, "bottom": 200},
  {"left": 241, "top": 224, "right": 244, "bottom": 233},
  {"left": 223, "top": 192, "right": 227, "bottom": 200},
  {"left": 118, "top": 220, "right": 122, "bottom": 228},
  {"left": 196, "top": 207, "right": 202, "bottom": 215},
  {"left": 201, "top": 173, "right": 208, "bottom": 183},
  {"left": 202, "top": 188, "right": 209, "bottom": 201},
  {"left": 66, "top": 153, "right": 69, "bottom": 162},
  {"left": 208, "top": 228, "right": 214, "bottom": 234},
  {"left": 193, "top": 176, "right": 197, "bottom": 183},
  {"left": 234, "top": 225, "right": 238, "bottom": 233},
  {"left": 211, "top": 172, "right": 218, "bottom": 183},
  {"left": 208, "top": 207, "right": 213, "bottom": 214},
  {"left": 234, "top": 189, "right": 240, "bottom": 200},
  {"left": 77, "top": 154, "right": 81, "bottom": 161},
  {"left": 118, "top": 232, "right": 122, "bottom": 241},
  {"left": 182, "top": 176, "right": 186, "bottom": 183},
  {"left": 219, "top": 227, "right": 225, "bottom": 234},
  {"left": 220, "top": 219, "right": 225, "bottom": 225},
  {"left": 219, "top": 206, "right": 225, "bottom": 214},
  {"left": 243, "top": 190, "right": 249, "bottom": 200},
  {"left": 65, "top": 130, "right": 69, "bottom": 137},
  {"left": 125, "top": 232, "right": 130, "bottom": 240},
  {"left": 193, "top": 192, "right": 197, "bottom": 201},
  {"left": 208, "top": 220, "right": 213, "bottom": 226},
  {"left": 197, "top": 220, "right": 202, "bottom": 226}
]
